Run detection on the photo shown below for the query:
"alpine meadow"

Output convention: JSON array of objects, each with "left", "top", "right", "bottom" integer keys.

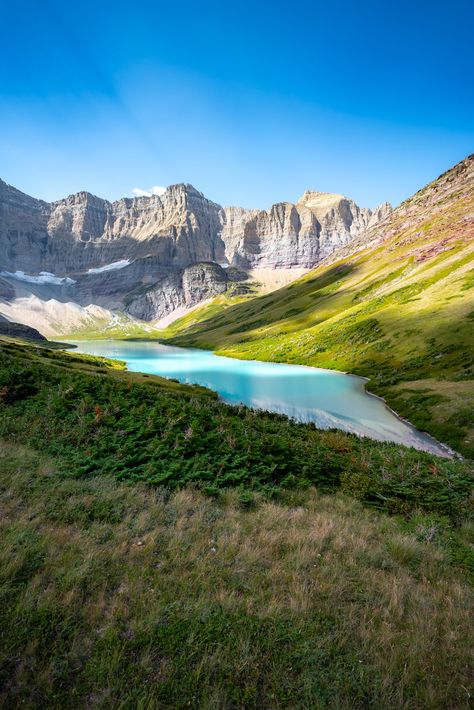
[{"left": 0, "top": 1, "right": 473, "bottom": 707}]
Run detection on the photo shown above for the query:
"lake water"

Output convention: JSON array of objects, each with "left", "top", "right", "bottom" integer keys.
[{"left": 70, "top": 340, "right": 449, "bottom": 456}]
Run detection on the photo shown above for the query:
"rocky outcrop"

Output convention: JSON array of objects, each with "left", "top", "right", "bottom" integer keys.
[
  {"left": 0, "top": 181, "right": 51, "bottom": 274},
  {"left": 0, "top": 314, "right": 47, "bottom": 341},
  {"left": 0, "top": 178, "right": 391, "bottom": 329},
  {"left": 126, "top": 263, "right": 228, "bottom": 321}
]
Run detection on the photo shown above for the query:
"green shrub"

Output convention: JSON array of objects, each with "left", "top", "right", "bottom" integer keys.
[{"left": 0, "top": 340, "right": 472, "bottom": 523}]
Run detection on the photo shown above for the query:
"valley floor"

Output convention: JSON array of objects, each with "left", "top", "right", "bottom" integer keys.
[{"left": 1, "top": 441, "right": 473, "bottom": 709}]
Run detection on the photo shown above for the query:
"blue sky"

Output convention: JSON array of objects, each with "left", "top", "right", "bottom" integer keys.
[{"left": 0, "top": 0, "right": 472, "bottom": 209}]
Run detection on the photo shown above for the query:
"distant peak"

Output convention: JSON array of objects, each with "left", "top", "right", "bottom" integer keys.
[
  {"left": 299, "top": 189, "right": 345, "bottom": 199},
  {"left": 52, "top": 190, "right": 109, "bottom": 207},
  {"left": 296, "top": 190, "right": 347, "bottom": 220},
  {"left": 166, "top": 183, "right": 203, "bottom": 197},
  {"left": 127, "top": 183, "right": 204, "bottom": 203}
]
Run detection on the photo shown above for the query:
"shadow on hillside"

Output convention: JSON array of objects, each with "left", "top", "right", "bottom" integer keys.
[{"left": 172, "top": 263, "right": 360, "bottom": 338}]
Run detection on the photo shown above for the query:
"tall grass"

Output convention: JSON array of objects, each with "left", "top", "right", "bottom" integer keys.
[{"left": 0, "top": 442, "right": 472, "bottom": 708}]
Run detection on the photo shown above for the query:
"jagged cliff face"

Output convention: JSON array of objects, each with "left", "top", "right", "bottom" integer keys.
[
  {"left": 222, "top": 193, "right": 392, "bottom": 268},
  {"left": 0, "top": 182, "right": 225, "bottom": 273},
  {"left": 0, "top": 178, "right": 391, "bottom": 332},
  {"left": 126, "top": 263, "right": 228, "bottom": 322}
]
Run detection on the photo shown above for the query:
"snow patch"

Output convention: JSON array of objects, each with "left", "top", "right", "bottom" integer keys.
[
  {"left": 0, "top": 270, "right": 76, "bottom": 286},
  {"left": 87, "top": 259, "right": 131, "bottom": 274}
]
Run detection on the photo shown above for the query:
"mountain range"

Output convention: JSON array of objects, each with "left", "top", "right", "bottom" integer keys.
[
  {"left": 1, "top": 154, "right": 472, "bottom": 457},
  {"left": 1, "top": 156, "right": 472, "bottom": 708},
  {"left": 0, "top": 178, "right": 390, "bottom": 334}
]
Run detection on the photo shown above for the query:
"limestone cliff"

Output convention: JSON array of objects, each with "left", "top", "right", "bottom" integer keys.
[
  {"left": 126, "top": 263, "right": 228, "bottom": 321},
  {"left": 0, "top": 178, "right": 391, "bottom": 331},
  {"left": 221, "top": 193, "right": 392, "bottom": 268},
  {"left": 0, "top": 181, "right": 225, "bottom": 273}
]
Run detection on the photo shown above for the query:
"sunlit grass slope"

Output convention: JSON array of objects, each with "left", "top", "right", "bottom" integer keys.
[
  {"left": 0, "top": 335, "right": 213, "bottom": 394},
  {"left": 165, "top": 155, "right": 474, "bottom": 457},
  {"left": 0, "top": 442, "right": 473, "bottom": 708}
]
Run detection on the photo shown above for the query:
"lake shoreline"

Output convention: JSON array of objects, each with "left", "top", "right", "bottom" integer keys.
[{"left": 64, "top": 339, "right": 454, "bottom": 458}]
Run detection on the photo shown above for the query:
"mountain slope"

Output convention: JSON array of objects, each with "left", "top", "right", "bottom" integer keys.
[
  {"left": 165, "top": 154, "right": 474, "bottom": 457},
  {"left": 0, "top": 335, "right": 472, "bottom": 706},
  {"left": 0, "top": 314, "right": 47, "bottom": 341},
  {"left": 1, "top": 441, "right": 472, "bottom": 708}
]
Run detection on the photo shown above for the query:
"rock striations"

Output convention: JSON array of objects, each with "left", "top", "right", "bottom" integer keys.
[
  {"left": 0, "top": 178, "right": 391, "bottom": 334},
  {"left": 223, "top": 193, "right": 391, "bottom": 269}
]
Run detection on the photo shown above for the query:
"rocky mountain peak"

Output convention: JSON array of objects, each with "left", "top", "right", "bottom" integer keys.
[
  {"left": 367, "top": 201, "right": 393, "bottom": 226},
  {"left": 0, "top": 173, "right": 393, "bottom": 332},
  {"left": 52, "top": 191, "right": 111, "bottom": 210},
  {"left": 158, "top": 183, "right": 210, "bottom": 209},
  {"left": 165, "top": 183, "right": 203, "bottom": 197},
  {"left": 297, "top": 190, "right": 347, "bottom": 220}
]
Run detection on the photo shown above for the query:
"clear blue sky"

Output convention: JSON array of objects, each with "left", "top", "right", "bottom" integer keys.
[{"left": 0, "top": 0, "right": 472, "bottom": 209}]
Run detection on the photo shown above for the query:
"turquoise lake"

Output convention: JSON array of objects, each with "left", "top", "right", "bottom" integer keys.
[{"left": 71, "top": 341, "right": 449, "bottom": 456}]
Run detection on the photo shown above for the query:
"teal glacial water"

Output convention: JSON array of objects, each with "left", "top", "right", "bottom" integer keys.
[{"left": 71, "top": 341, "right": 449, "bottom": 456}]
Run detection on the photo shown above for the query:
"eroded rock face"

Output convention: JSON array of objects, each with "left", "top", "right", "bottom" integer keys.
[
  {"left": 126, "top": 263, "right": 228, "bottom": 321},
  {"left": 0, "top": 181, "right": 51, "bottom": 274},
  {"left": 0, "top": 181, "right": 225, "bottom": 274},
  {"left": 221, "top": 193, "right": 393, "bottom": 268},
  {"left": 0, "top": 178, "right": 391, "bottom": 328}
]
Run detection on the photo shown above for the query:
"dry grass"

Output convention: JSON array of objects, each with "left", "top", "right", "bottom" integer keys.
[{"left": 0, "top": 442, "right": 472, "bottom": 708}]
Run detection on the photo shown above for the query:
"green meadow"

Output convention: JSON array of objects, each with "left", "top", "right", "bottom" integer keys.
[{"left": 0, "top": 338, "right": 472, "bottom": 708}]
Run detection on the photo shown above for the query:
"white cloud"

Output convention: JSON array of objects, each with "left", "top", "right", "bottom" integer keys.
[
  {"left": 132, "top": 185, "right": 167, "bottom": 198},
  {"left": 132, "top": 187, "right": 152, "bottom": 197}
]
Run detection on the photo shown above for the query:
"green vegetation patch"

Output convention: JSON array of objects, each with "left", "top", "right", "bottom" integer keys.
[
  {"left": 0, "top": 339, "right": 472, "bottom": 523},
  {"left": 0, "top": 443, "right": 472, "bottom": 708}
]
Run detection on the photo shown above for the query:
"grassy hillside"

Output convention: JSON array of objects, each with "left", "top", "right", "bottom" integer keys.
[
  {"left": 1, "top": 443, "right": 472, "bottom": 708},
  {"left": 2, "top": 337, "right": 472, "bottom": 516},
  {"left": 164, "top": 155, "right": 474, "bottom": 458},
  {"left": 0, "top": 337, "right": 472, "bottom": 706},
  {"left": 1, "top": 156, "right": 473, "bottom": 706}
]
